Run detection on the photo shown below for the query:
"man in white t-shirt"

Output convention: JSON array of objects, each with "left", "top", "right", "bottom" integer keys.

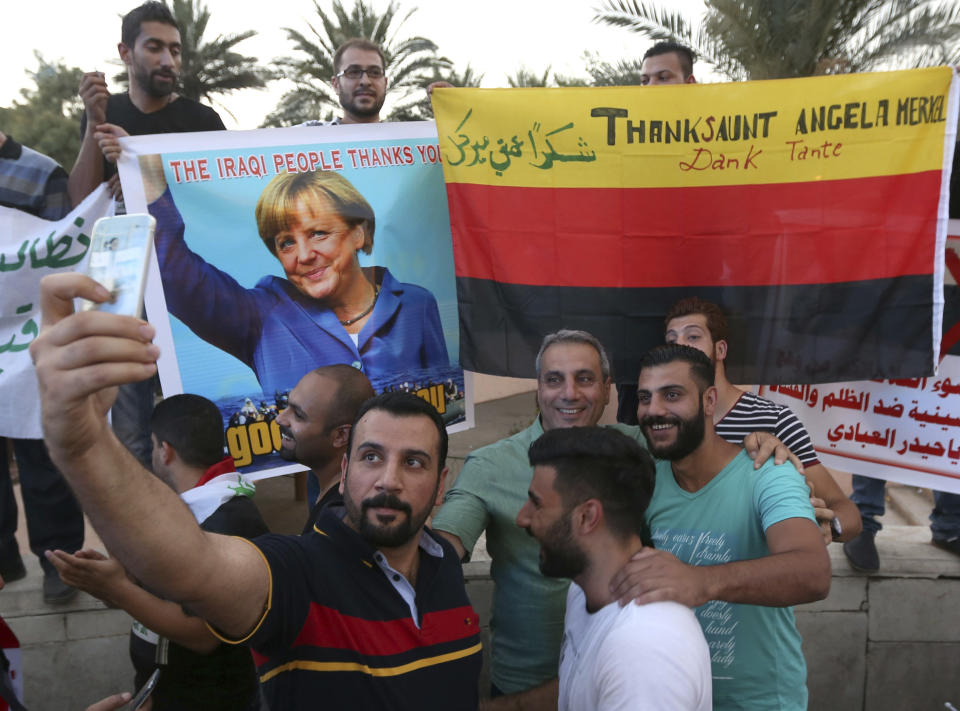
[{"left": 516, "top": 426, "right": 711, "bottom": 711}]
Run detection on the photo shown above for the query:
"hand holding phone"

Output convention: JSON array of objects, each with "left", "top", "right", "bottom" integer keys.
[
  {"left": 125, "top": 668, "right": 160, "bottom": 711},
  {"left": 83, "top": 214, "right": 155, "bottom": 317}
]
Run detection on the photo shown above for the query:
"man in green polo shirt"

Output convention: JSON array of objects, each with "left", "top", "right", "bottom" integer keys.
[
  {"left": 434, "top": 330, "right": 636, "bottom": 696},
  {"left": 433, "top": 329, "right": 802, "bottom": 700}
]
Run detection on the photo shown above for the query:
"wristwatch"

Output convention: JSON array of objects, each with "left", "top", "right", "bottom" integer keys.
[{"left": 830, "top": 517, "right": 843, "bottom": 542}]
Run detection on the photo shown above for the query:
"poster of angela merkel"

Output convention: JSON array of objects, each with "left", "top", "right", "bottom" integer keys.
[{"left": 117, "top": 122, "right": 472, "bottom": 478}]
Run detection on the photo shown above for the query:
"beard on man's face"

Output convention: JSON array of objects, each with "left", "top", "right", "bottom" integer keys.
[
  {"left": 345, "top": 489, "right": 433, "bottom": 548},
  {"left": 134, "top": 64, "right": 177, "bottom": 98},
  {"left": 536, "top": 513, "right": 588, "bottom": 579},
  {"left": 641, "top": 397, "right": 707, "bottom": 461}
]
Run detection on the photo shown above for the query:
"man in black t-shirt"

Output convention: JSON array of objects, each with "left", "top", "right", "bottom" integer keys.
[
  {"left": 67, "top": 2, "right": 226, "bottom": 476},
  {"left": 68, "top": 1, "right": 225, "bottom": 205},
  {"left": 48, "top": 394, "right": 268, "bottom": 711}
]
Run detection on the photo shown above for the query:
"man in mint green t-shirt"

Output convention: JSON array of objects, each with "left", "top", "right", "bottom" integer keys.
[{"left": 625, "top": 344, "right": 831, "bottom": 710}]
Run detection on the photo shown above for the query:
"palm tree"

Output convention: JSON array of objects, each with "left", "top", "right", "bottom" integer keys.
[
  {"left": 581, "top": 52, "right": 646, "bottom": 85},
  {"left": 506, "top": 66, "right": 554, "bottom": 88},
  {"left": 594, "top": 0, "right": 960, "bottom": 80},
  {"left": 170, "top": 0, "right": 272, "bottom": 108},
  {"left": 262, "top": 0, "right": 450, "bottom": 127},
  {"left": 390, "top": 63, "right": 485, "bottom": 121},
  {"left": 112, "top": 0, "right": 271, "bottom": 119}
]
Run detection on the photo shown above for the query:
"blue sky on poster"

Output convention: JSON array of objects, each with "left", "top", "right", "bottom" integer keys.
[{"left": 1, "top": 0, "right": 710, "bottom": 129}]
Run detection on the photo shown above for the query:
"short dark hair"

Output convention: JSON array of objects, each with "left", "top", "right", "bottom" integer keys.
[
  {"left": 528, "top": 427, "right": 655, "bottom": 541},
  {"left": 643, "top": 41, "right": 696, "bottom": 78},
  {"left": 638, "top": 344, "right": 715, "bottom": 392},
  {"left": 150, "top": 394, "right": 225, "bottom": 469},
  {"left": 122, "top": 2, "right": 179, "bottom": 47},
  {"left": 309, "top": 364, "right": 375, "bottom": 428},
  {"left": 346, "top": 392, "right": 448, "bottom": 472},
  {"left": 665, "top": 296, "right": 729, "bottom": 344},
  {"left": 333, "top": 38, "right": 386, "bottom": 74}
]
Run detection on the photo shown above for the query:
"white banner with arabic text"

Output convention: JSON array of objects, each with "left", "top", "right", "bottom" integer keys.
[{"left": 0, "top": 186, "right": 112, "bottom": 438}]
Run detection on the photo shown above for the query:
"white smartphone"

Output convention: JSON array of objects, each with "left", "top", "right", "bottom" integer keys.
[
  {"left": 124, "top": 668, "right": 160, "bottom": 710},
  {"left": 83, "top": 214, "right": 156, "bottom": 317}
]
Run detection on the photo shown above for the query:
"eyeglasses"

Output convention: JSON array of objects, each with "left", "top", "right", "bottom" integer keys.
[{"left": 335, "top": 66, "right": 385, "bottom": 80}]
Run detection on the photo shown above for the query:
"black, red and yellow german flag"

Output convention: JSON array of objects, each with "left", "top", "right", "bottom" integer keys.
[{"left": 433, "top": 68, "right": 958, "bottom": 384}]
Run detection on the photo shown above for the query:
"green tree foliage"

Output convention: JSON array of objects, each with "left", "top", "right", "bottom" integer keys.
[
  {"left": 262, "top": 0, "right": 450, "bottom": 127},
  {"left": 504, "top": 66, "right": 589, "bottom": 88},
  {"left": 594, "top": 0, "right": 960, "bottom": 80},
  {"left": 0, "top": 54, "right": 84, "bottom": 169},
  {"left": 581, "top": 52, "right": 645, "bottom": 85},
  {"left": 391, "top": 63, "right": 484, "bottom": 121},
  {"left": 507, "top": 66, "right": 553, "bottom": 88},
  {"left": 114, "top": 0, "right": 271, "bottom": 118}
]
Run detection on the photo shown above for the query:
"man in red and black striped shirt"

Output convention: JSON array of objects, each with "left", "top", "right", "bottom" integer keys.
[
  {"left": 233, "top": 394, "right": 481, "bottom": 709},
  {"left": 28, "top": 283, "right": 482, "bottom": 710}
]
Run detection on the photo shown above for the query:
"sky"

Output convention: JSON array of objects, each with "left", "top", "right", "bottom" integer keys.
[{"left": 1, "top": 0, "right": 709, "bottom": 129}]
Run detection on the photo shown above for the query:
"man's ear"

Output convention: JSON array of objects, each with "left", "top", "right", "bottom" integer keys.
[
  {"left": 714, "top": 339, "right": 728, "bottom": 363},
  {"left": 331, "top": 75, "right": 341, "bottom": 92},
  {"left": 118, "top": 42, "right": 132, "bottom": 66},
  {"left": 685, "top": 74, "right": 697, "bottom": 84},
  {"left": 157, "top": 440, "right": 176, "bottom": 467},
  {"left": 703, "top": 385, "right": 719, "bottom": 417},
  {"left": 434, "top": 466, "right": 450, "bottom": 507},
  {"left": 574, "top": 500, "right": 603, "bottom": 536},
  {"left": 338, "top": 452, "right": 349, "bottom": 495},
  {"left": 332, "top": 424, "right": 351, "bottom": 449}
]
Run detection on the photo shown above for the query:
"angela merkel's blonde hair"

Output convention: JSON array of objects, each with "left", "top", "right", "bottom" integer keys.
[{"left": 255, "top": 171, "right": 375, "bottom": 256}]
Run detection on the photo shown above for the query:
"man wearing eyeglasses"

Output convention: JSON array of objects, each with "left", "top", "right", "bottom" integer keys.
[{"left": 303, "top": 39, "right": 389, "bottom": 126}]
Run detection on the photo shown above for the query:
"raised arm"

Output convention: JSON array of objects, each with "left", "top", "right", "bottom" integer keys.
[
  {"left": 610, "top": 516, "right": 830, "bottom": 608},
  {"left": 139, "top": 154, "right": 264, "bottom": 368},
  {"left": 30, "top": 272, "right": 269, "bottom": 638},
  {"left": 68, "top": 72, "right": 110, "bottom": 205}
]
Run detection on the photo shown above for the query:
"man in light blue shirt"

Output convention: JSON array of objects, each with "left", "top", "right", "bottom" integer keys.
[{"left": 623, "top": 344, "right": 830, "bottom": 710}]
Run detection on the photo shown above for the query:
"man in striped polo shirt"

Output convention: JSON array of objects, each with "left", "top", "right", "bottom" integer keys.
[
  {"left": 27, "top": 279, "right": 481, "bottom": 711},
  {"left": 664, "top": 296, "right": 861, "bottom": 543}
]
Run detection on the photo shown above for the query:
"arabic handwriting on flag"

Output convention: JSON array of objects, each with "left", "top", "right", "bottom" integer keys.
[{"left": 444, "top": 110, "right": 596, "bottom": 177}]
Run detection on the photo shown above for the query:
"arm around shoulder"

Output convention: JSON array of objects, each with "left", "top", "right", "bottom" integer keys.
[
  {"left": 700, "top": 517, "right": 830, "bottom": 606},
  {"left": 68, "top": 72, "right": 110, "bottom": 204},
  {"left": 804, "top": 463, "right": 862, "bottom": 542},
  {"left": 430, "top": 450, "right": 496, "bottom": 560},
  {"left": 30, "top": 273, "right": 271, "bottom": 640}
]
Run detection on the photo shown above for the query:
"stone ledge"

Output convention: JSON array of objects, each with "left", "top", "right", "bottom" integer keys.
[{"left": 830, "top": 525, "right": 960, "bottom": 579}]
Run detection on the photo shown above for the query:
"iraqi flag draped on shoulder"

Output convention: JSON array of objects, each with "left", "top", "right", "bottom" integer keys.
[{"left": 432, "top": 68, "right": 959, "bottom": 384}]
